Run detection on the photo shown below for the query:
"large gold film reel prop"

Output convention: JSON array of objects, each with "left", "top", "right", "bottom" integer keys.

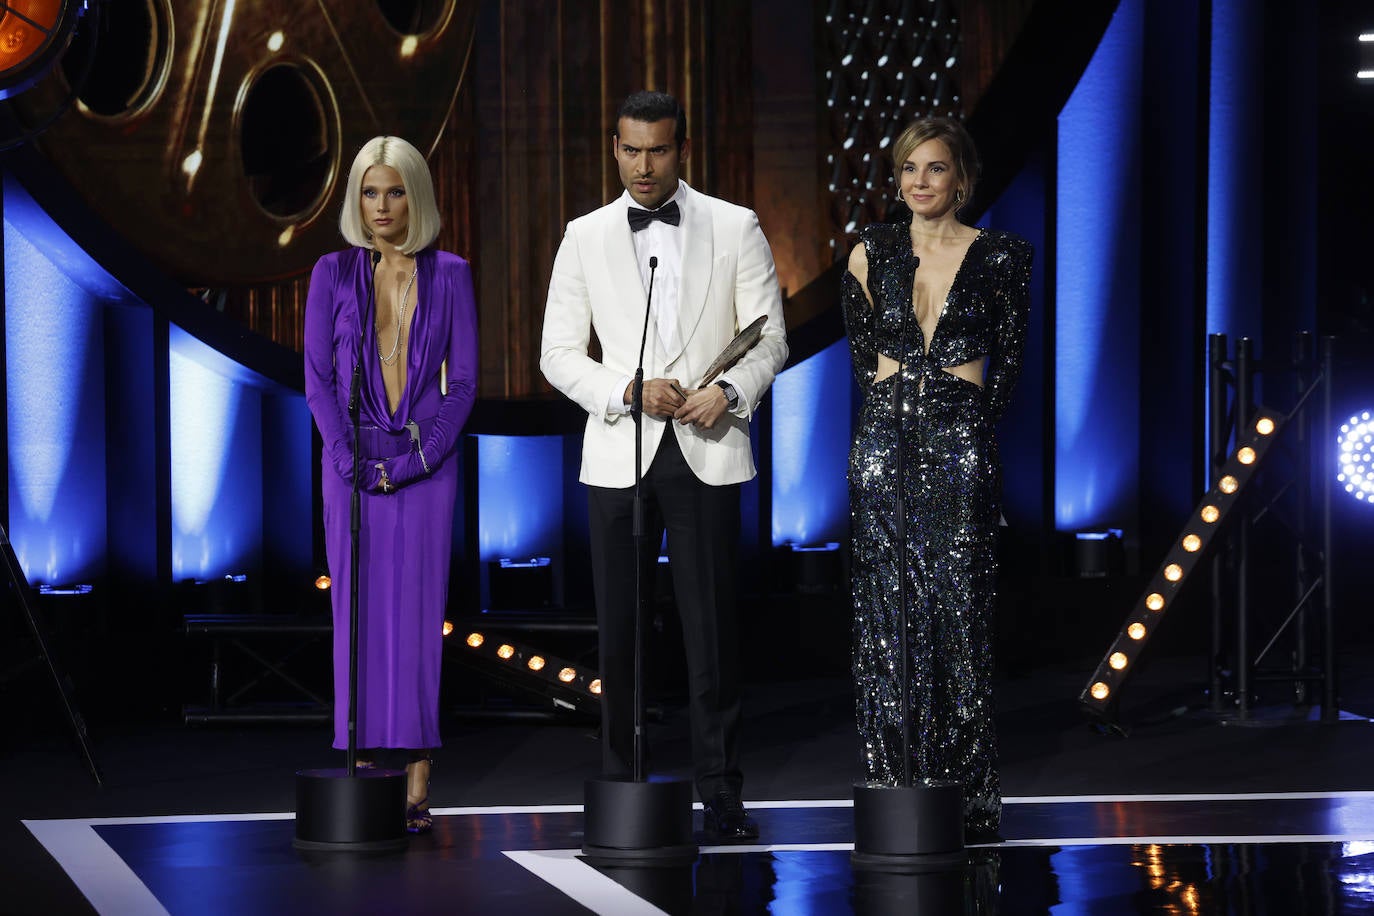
[{"left": 9, "top": 0, "right": 476, "bottom": 286}]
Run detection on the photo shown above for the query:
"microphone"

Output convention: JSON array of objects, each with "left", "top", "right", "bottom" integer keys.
[{"left": 349, "top": 250, "right": 383, "bottom": 415}]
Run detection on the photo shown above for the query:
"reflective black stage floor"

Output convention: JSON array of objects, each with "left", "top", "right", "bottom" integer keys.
[
  {"left": 20, "top": 794, "right": 1374, "bottom": 915},
  {"left": 7, "top": 655, "right": 1374, "bottom": 914}
]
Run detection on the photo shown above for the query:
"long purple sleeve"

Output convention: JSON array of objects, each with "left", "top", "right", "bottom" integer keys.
[{"left": 304, "top": 253, "right": 378, "bottom": 488}]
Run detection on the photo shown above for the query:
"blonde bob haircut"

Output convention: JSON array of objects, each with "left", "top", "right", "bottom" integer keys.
[
  {"left": 891, "top": 117, "right": 980, "bottom": 212},
  {"left": 338, "top": 136, "right": 441, "bottom": 255}
]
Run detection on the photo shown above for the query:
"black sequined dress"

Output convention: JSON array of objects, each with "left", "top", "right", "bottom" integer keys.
[{"left": 842, "top": 223, "right": 1032, "bottom": 835}]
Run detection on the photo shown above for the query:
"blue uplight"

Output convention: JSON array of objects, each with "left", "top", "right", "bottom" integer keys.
[
  {"left": 1206, "top": 0, "right": 1263, "bottom": 345},
  {"left": 4, "top": 212, "right": 106, "bottom": 584},
  {"left": 477, "top": 435, "right": 562, "bottom": 562},
  {"left": 1054, "top": 0, "right": 1143, "bottom": 530},
  {"left": 169, "top": 326, "right": 262, "bottom": 580},
  {"left": 772, "top": 339, "right": 851, "bottom": 546}
]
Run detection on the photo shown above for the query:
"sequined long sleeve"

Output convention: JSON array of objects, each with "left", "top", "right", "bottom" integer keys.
[
  {"left": 982, "top": 238, "right": 1033, "bottom": 422},
  {"left": 841, "top": 267, "right": 877, "bottom": 395}
]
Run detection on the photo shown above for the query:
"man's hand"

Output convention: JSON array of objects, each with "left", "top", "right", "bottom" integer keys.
[
  {"left": 625, "top": 378, "right": 687, "bottom": 418},
  {"left": 674, "top": 384, "right": 729, "bottom": 429}
]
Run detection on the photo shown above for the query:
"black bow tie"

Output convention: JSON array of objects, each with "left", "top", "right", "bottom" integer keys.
[{"left": 627, "top": 201, "right": 681, "bottom": 232}]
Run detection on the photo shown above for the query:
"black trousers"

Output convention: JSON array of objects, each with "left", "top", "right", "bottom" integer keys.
[{"left": 588, "top": 427, "right": 743, "bottom": 802}]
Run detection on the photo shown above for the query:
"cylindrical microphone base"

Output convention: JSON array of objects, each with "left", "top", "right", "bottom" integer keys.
[
  {"left": 851, "top": 780, "right": 967, "bottom": 873},
  {"left": 293, "top": 767, "right": 408, "bottom": 852},
  {"left": 582, "top": 776, "right": 697, "bottom": 866}
]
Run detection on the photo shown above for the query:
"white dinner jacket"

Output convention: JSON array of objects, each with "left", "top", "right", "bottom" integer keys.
[{"left": 540, "top": 181, "right": 788, "bottom": 488}]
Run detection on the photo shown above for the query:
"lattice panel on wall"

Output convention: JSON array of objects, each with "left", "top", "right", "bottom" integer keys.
[{"left": 822, "top": 0, "right": 964, "bottom": 260}]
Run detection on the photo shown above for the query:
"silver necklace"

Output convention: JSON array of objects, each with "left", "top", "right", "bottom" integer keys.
[{"left": 378, "top": 262, "right": 419, "bottom": 364}]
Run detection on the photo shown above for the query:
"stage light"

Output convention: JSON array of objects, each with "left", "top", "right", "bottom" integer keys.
[
  {"left": 785, "top": 541, "right": 844, "bottom": 595},
  {"left": 314, "top": 575, "right": 331, "bottom": 590},
  {"left": 453, "top": 632, "right": 600, "bottom": 715},
  {"left": 36, "top": 583, "right": 93, "bottom": 596},
  {"left": 1109, "top": 652, "right": 1128, "bottom": 670},
  {"left": 1337, "top": 411, "right": 1374, "bottom": 505},
  {"left": 488, "top": 556, "right": 554, "bottom": 610},
  {"left": 1082, "top": 407, "right": 1286, "bottom": 721},
  {"left": 442, "top": 620, "right": 454, "bottom": 637},
  {"left": 1074, "top": 528, "right": 1124, "bottom": 577},
  {"left": 0, "top": 0, "right": 85, "bottom": 101},
  {"left": 1091, "top": 682, "right": 1110, "bottom": 700}
]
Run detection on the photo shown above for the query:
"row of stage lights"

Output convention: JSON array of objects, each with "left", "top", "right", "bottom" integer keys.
[
  {"left": 454, "top": 630, "right": 602, "bottom": 714},
  {"left": 312, "top": 573, "right": 601, "bottom": 714},
  {"left": 1079, "top": 410, "right": 1281, "bottom": 719}
]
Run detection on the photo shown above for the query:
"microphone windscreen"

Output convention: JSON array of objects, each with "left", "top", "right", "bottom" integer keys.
[{"left": 649, "top": 256, "right": 658, "bottom": 269}]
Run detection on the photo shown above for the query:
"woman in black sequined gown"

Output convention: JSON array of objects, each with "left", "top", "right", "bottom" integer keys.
[{"left": 842, "top": 118, "right": 1032, "bottom": 839}]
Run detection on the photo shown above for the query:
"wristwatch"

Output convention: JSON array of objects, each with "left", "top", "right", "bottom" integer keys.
[{"left": 714, "top": 380, "right": 739, "bottom": 411}]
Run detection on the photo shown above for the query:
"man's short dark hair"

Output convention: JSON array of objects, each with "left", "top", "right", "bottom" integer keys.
[{"left": 614, "top": 91, "right": 687, "bottom": 148}]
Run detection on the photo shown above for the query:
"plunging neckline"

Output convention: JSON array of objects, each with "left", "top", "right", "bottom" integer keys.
[
  {"left": 365, "top": 249, "right": 421, "bottom": 420},
  {"left": 908, "top": 229, "right": 983, "bottom": 358}
]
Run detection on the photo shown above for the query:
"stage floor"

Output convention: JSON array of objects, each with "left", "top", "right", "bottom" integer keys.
[
  {"left": 7, "top": 654, "right": 1374, "bottom": 914},
  {"left": 17, "top": 792, "right": 1374, "bottom": 914}
]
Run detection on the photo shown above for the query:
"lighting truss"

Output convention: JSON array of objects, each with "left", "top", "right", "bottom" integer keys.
[
  {"left": 451, "top": 629, "right": 601, "bottom": 716},
  {"left": 1079, "top": 408, "right": 1283, "bottom": 721}
]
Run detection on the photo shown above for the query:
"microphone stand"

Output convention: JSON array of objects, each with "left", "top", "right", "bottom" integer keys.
[
  {"left": 630, "top": 257, "right": 653, "bottom": 782},
  {"left": 345, "top": 248, "right": 382, "bottom": 775},
  {"left": 582, "top": 253, "right": 695, "bottom": 866},
  {"left": 851, "top": 253, "right": 967, "bottom": 872},
  {"left": 295, "top": 248, "right": 406, "bottom": 852},
  {"left": 892, "top": 289, "right": 914, "bottom": 790}
]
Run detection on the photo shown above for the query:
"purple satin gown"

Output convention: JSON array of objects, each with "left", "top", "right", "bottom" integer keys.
[{"left": 304, "top": 246, "right": 478, "bottom": 750}]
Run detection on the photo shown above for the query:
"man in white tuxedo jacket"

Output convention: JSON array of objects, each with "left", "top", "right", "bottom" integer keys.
[{"left": 540, "top": 91, "right": 787, "bottom": 841}]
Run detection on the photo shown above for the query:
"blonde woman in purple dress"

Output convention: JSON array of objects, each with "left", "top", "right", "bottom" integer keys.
[{"left": 304, "top": 136, "right": 478, "bottom": 833}]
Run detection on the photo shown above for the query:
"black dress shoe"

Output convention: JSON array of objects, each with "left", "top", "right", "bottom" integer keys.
[{"left": 702, "top": 792, "right": 759, "bottom": 841}]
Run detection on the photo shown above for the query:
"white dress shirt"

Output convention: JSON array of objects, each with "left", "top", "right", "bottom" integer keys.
[{"left": 605, "top": 186, "right": 685, "bottom": 415}]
